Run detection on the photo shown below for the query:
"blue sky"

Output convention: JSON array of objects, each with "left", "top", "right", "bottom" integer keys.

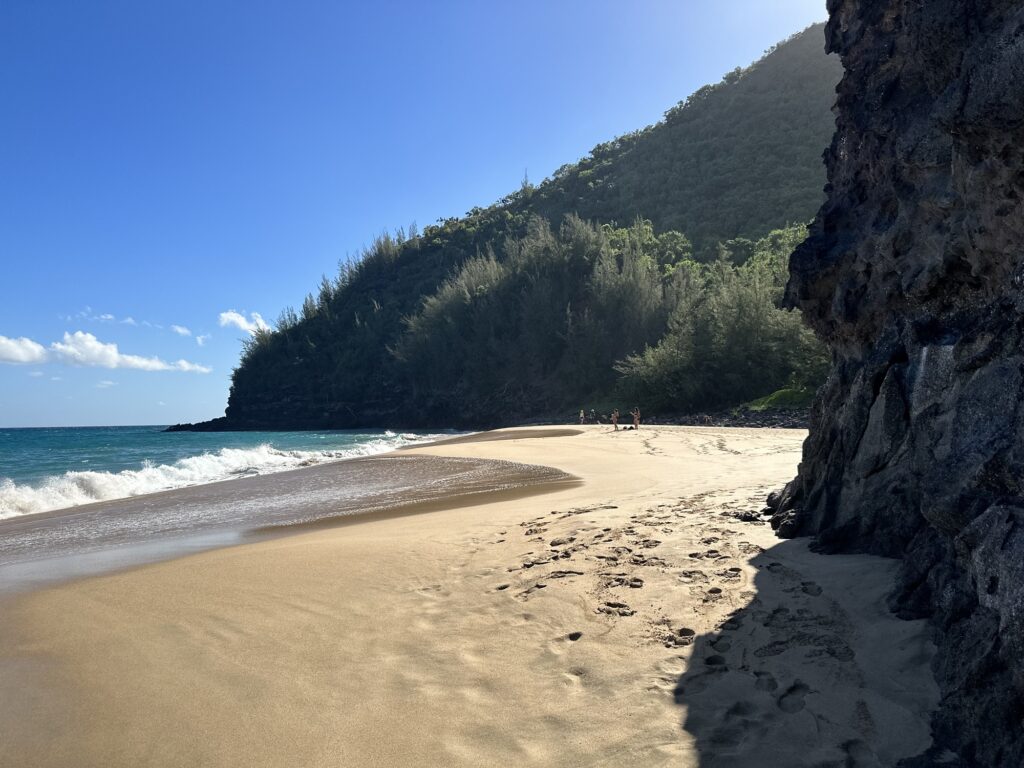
[{"left": 0, "top": 0, "right": 828, "bottom": 427}]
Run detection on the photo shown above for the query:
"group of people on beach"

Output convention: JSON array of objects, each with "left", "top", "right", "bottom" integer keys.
[{"left": 579, "top": 406, "right": 641, "bottom": 430}]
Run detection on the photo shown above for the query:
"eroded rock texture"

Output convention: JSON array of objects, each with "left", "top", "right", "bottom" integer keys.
[{"left": 772, "top": 1, "right": 1024, "bottom": 764}]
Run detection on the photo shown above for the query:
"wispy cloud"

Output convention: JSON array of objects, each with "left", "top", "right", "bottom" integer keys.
[
  {"left": 0, "top": 335, "right": 49, "bottom": 364},
  {"left": 28, "top": 370, "right": 44, "bottom": 377},
  {"left": 96, "top": 380, "right": 116, "bottom": 388},
  {"left": 170, "top": 324, "right": 192, "bottom": 337},
  {"left": 51, "top": 331, "right": 212, "bottom": 373},
  {"left": 219, "top": 310, "right": 269, "bottom": 335},
  {"left": 64, "top": 308, "right": 144, "bottom": 327},
  {"left": 196, "top": 333, "right": 211, "bottom": 347}
]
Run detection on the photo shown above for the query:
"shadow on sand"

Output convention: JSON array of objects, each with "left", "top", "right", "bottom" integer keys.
[{"left": 672, "top": 538, "right": 945, "bottom": 768}]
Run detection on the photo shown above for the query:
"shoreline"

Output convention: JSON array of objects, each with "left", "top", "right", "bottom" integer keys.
[
  {"left": 0, "top": 426, "right": 940, "bottom": 767},
  {"left": 0, "top": 432, "right": 579, "bottom": 593},
  {"left": 0, "top": 428, "right": 468, "bottom": 525}
]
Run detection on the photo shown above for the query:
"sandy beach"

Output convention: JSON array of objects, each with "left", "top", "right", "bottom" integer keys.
[{"left": 0, "top": 426, "right": 939, "bottom": 767}]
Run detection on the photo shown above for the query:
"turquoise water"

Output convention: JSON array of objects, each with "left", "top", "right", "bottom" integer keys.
[{"left": 0, "top": 426, "right": 454, "bottom": 518}]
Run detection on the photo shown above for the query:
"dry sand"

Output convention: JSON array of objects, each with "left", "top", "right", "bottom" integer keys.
[{"left": 0, "top": 426, "right": 939, "bottom": 767}]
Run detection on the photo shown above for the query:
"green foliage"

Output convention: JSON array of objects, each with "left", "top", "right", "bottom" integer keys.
[
  {"left": 744, "top": 387, "right": 818, "bottom": 412},
  {"left": 394, "top": 216, "right": 674, "bottom": 422},
  {"left": 221, "top": 25, "right": 838, "bottom": 428},
  {"left": 614, "top": 225, "right": 829, "bottom": 412}
]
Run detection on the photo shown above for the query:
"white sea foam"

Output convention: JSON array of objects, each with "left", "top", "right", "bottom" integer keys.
[{"left": 0, "top": 432, "right": 448, "bottom": 519}]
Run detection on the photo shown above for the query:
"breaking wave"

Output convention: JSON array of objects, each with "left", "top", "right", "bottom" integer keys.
[{"left": 0, "top": 432, "right": 448, "bottom": 519}]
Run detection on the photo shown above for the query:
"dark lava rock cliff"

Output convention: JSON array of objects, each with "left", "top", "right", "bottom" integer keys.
[{"left": 771, "top": 1, "right": 1024, "bottom": 765}]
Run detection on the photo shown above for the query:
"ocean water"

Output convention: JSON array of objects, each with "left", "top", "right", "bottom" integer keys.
[
  {"left": 0, "top": 428, "right": 574, "bottom": 592},
  {"left": 0, "top": 426, "right": 455, "bottom": 519}
]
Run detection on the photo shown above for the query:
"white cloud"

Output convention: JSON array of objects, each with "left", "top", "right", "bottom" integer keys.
[
  {"left": 50, "top": 331, "right": 212, "bottom": 373},
  {"left": 172, "top": 359, "right": 212, "bottom": 373},
  {"left": 0, "top": 335, "right": 48, "bottom": 364},
  {"left": 170, "top": 325, "right": 192, "bottom": 337},
  {"left": 196, "top": 334, "right": 211, "bottom": 347},
  {"left": 1, "top": 331, "right": 211, "bottom": 373},
  {"left": 28, "top": 370, "right": 44, "bottom": 377},
  {"left": 96, "top": 380, "right": 116, "bottom": 388},
  {"left": 157, "top": 400, "right": 166, "bottom": 406},
  {"left": 51, "top": 376, "right": 62, "bottom": 381},
  {"left": 122, "top": 316, "right": 137, "bottom": 326},
  {"left": 219, "top": 310, "right": 269, "bottom": 335},
  {"left": 98, "top": 313, "right": 115, "bottom": 322}
]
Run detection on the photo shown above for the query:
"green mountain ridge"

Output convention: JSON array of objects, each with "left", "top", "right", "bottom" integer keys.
[{"left": 186, "top": 23, "right": 840, "bottom": 431}]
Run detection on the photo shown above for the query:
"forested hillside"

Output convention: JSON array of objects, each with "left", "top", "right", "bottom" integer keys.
[{"left": 191, "top": 24, "right": 840, "bottom": 430}]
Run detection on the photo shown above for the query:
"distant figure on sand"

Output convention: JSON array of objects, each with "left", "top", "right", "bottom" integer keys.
[
  {"left": 631, "top": 407, "right": 641, "bottom": 430},
  {"left": 579, "top": 409, "right": 585, "bottom": 425},
  {"left": 612, "top": 409, "right": 619, "bottom": 430}
]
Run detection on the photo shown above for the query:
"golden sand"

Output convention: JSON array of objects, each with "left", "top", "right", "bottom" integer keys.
[{"left": 0, "top": 426, "right": 938, "bottom": 767}]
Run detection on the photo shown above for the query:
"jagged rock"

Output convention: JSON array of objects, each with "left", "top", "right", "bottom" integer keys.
[{"left": 771, "top": 3, "right": 1024, "bottom": 765}]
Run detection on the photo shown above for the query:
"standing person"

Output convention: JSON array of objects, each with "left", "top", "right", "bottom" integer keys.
[
  {"left": 612, "top": 409, "right": 619, "bottom": 430},
  {"left": 589, "top": 408, "right": 597, "bottom": 424},
  {"left": 579, "top": 409, "right": 585, "bottom": 425},
  {"left": 631, "top": 406, "right": 641, "bottom": 430}
]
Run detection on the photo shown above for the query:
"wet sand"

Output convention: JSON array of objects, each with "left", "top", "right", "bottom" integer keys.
[
  {"left": 0, "top": 451, "right": 574, "bottom": 592},
  {"left": 0, "top": 426, "right": 939, "bottom": 767}
]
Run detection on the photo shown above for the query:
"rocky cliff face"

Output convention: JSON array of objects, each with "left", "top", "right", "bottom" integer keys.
[{"left": 771, "top": 1, "right": 1024, "bottom": 764}]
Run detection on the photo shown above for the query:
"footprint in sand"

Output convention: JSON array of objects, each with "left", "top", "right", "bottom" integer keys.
[
  {"left": 603, "top": 574, "right": 644, "bottom": 589},
  {"left": 678, "top": 570, "right": 709, "bottom": 584},
  {"left": 704, "top": 587, "right": 724, "bottom": 602},
  {"left": 598, "top": 601, "right": 635, "bottom": 617},
  {"left": 776, "top": 680, "right": 811, "bottom": 713},
  {"left": 710, "top": 637, "right": 732, "bottom": 653},
  {"left": 518, "top": 582, "right": 548, "bottom": 599},
  {"left": 673, "top": 668, "right": 726, "bottom": 699},
  {"left": 754, "top": 670, "right": 778, "bottom": 691},
  {"left": 801, "top": 581, "right": 823, "bottom": 596},
  {"left": 631, "top": 553, "right": 667, "bottom": 567},
  {"left": 664, "top": 627, "right": 696, "bottom": 648},
  {"left": 547, "top": 569, "right": 585, "bottom": 579}
]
